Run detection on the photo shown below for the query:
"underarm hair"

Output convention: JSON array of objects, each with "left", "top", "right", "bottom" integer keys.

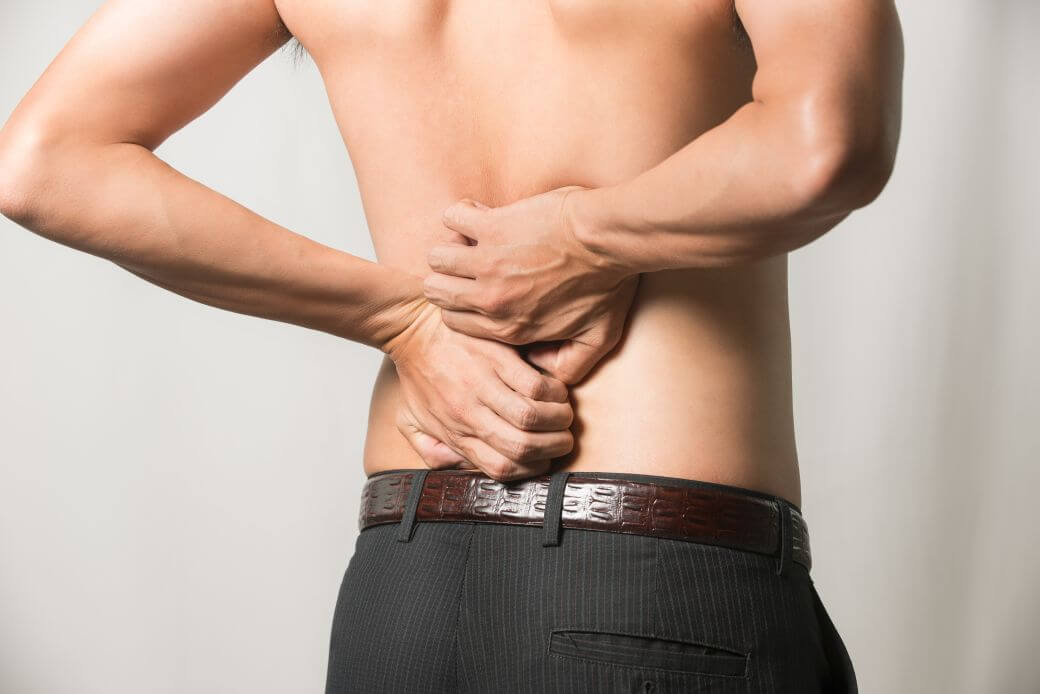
[
  {"left": 270, "top": 14, "right": 308, "bottom": 66},
  {"left": 283, "top": 36, "right": 309, "bottom": 65},
  {"left": 732, "top": 7, "right": 753, "bottom": 57}
]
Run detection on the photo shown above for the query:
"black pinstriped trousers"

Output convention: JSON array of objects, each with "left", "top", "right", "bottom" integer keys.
[{"left": 324, "top": 471, "right": 857, "bottom": 693}]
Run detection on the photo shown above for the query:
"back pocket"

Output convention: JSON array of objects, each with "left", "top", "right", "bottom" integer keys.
[{"left": 548, "top": 628, "right": 749, "bottom": 678}]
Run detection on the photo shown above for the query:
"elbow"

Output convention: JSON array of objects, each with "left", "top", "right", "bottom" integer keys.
[
  {"left": 0, "top": 153, "right": 30, "bottom": 225},
  {"left": 0, "top": 179, "right": 36, "bottom": 228},
  {"left": 798, "top": 139, "right": 896, "bottom": 215},
  {"left": 0, "top": 129, "right": 49, "bottom": 227},
  {"left": 0, "top": 122, "right": 86, "bottom": 231},
  {"left": 788, "top": 96, "right": 900, "bottom": 218}
]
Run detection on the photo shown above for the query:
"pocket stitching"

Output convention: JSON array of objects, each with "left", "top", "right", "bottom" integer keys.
[{"left": 547, "top": 626, "right": 751, "bottom": 680}]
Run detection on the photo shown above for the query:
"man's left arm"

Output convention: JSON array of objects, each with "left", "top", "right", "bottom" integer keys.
[
  {"left": 422, "top": 0, "right": 903, "bottom": 384},
  {"left": 568, "top": 0, "right": 904, "bottom": 273}
]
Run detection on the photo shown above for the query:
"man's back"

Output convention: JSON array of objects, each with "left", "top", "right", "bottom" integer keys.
[
  {"left": 0, "top": 1, "right": 901, "bottom": 690},
  {"left": 276, "top": 0, "right": 801, "bottom": 503}
]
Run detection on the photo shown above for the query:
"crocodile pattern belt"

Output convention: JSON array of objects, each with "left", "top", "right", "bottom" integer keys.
[{"left": 358, "top": 469, "right": 811, "bottom": 571}]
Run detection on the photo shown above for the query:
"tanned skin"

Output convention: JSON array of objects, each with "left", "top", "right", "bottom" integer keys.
[{"left": 0, "top": 0, "right": 902, "bottom": 507}]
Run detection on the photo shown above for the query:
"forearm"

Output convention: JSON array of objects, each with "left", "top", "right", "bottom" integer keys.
[
  {"left": 568, "top": 98, "right": 895, "bottom": 274},
  {"left": 0, "top": 138, "right": 425, "bottom": 352}
]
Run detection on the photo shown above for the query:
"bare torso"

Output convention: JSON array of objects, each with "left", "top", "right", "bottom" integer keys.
[{"left": 276, "top": 0, "right": 801, "bottom": 506}]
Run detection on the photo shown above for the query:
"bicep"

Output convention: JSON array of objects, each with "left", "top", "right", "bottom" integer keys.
[
  {"left": 734, "top": 0, "right": 903, "bottom": 153},
  {"left": 735, "top": 0, "right": 903, "bottom": 99},
  {"left": 9, "top": 0, "right": 292, "bottom": 151}
]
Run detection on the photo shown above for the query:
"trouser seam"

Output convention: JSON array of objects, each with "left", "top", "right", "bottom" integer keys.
[
  {"left": 451, "top": 523, "right": 476, "bottom": 694},
  {"left": 651, "top": 536, "right": 662, "bottom": 638}
]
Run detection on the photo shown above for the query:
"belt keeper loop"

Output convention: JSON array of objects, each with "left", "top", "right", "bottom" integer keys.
[
  {"left": 542, "top": 469, "right": 571, "bottom": 547},
  {"left": 396, "top": 469, "right": 429, "bottom": 543},
  {"left": 775, "top": 498, "right": 793, "bottom": 576}
]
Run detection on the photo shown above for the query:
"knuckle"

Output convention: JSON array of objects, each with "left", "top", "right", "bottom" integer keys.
[
  {"left": 487, "top": 283, "right": 521, "bottom": 316},
  {"left": 505, "top": 367, "right": 543, "bottom": 400},
  {"left": 446, "top": 399, "right": 469, "bottom": 424},
  {"left": 485, "top": 460, "right": 514, "bottom": 481},
  {"left": 507, "top": 435, "right": 538, "bottom": 462},
  {"left": 443, "top": 426, "right": 463, "bottom": 444},
  {"left": 515, "top": 403, "right": 540, "bottom": 430},
  {"left": 482, "top": 292, "right": 508, "bottom": 317},
  {"left": 524, "top": 375, "right": 547, "bottom": 400}
]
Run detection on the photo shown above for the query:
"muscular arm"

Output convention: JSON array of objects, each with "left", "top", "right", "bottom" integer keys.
[
  {"left": 0, "top": 0, "right": 426, "bottom": 351},
  {"left": 567, "top": 0, "right": 904, "bottom": 272}
]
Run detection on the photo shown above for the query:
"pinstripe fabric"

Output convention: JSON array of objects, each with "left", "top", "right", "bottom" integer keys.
[{"left": 324, "top": 473, "right": 856, "bottom": 694}]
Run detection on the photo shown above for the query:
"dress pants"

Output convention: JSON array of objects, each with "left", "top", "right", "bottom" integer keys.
[{"left": 324, "top": 472, "right": 857, "bottom": 693}]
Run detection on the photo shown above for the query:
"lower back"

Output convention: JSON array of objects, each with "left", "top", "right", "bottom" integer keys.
[
  {"left": 277, "top": 0, "right": 801, "bottom": 504},
  {"left": 363, "top": 257, "right": 802, "bottom": 507}
]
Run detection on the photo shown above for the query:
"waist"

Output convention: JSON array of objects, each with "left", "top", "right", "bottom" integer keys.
[
  {"left": 363, "top": 364, "right": 802, "bottom": 507},
  {"left": 357, "top": 467, "right": 812, "bottom": 572}
]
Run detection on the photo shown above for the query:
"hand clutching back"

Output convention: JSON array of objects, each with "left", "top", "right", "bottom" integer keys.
[
  {"left": 421, "top": 186, "right": 641, "bottom": 386},
  {"left": 382, "top": 297, "right": 575, "bottom": 482}
]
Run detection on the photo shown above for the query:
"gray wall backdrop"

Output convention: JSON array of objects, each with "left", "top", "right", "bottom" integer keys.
[{"left": 1, "top": 2, "right": 1037, "bottom": 692}]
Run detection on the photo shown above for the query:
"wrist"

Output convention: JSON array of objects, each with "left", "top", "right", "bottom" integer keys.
[
  {"left": 375, "top": 282, "right": 441, "bottom": 365},
  {"left": 562, "top": 185, "right": 646, "bottom": 278},
  {"left": 354, "top": 268, "right": 428, "bottom": 357}
]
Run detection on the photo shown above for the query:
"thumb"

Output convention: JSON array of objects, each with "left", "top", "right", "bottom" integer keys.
[
  {"left": 525, "top": 340, "right": 601, "bottom": 386},
  {"left": 395, "top": 411, "right": 468, "bottom": 469},
  {"left": 442, "top": 198, "right": 491, "bottom": 240}
]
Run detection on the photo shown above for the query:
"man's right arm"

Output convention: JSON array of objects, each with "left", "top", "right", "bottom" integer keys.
[
  {"left": 0, "top": 0, "right": 577, "bottom": 479},
  {"left": 0, "top": 0, "right": 424, "bottom": 351}
]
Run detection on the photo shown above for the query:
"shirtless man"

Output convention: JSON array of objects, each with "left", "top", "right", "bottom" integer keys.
[{"left": 0, "top": 0, "right": 902, "bottom": 691}]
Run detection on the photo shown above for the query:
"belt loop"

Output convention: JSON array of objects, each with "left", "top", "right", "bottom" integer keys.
[
  {"left": 542, "top": 469, "right": 571, "bottom": 547},
  {"left": 396, "top": 469, "right": 429, "bottom": 543},
  {"left": 775, "top": 498, "right": 793, "bottom": 576}
]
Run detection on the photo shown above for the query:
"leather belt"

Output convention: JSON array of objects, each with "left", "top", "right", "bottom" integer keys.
[{"left": 358, "top": 469, "right": 811, "bottom": 571}]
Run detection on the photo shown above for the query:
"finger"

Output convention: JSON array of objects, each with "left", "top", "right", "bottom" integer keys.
[
  {"left": 494, "top": 353, "right": 570, "bottom": 403},
  {"left": 454, "top": 434, "right": 555, "bottom": 482},
  {"left": 527, "top": 339, "right": 605, "bottom": 386},
  {"left": 426, "top": 245, "right": 480, "bottom": 279},
  {"left": 442, "top": 198, "right": 490, "bottom": 239},
  {"left": 528, "top": 307, "right": 630, "bottom": 385},
  {"left": 469, "top": 403, "right": 575, "bottom": 464},
  {"left": 523, "top": 343, "right": 559, "bottom": 377},
  {"left": 395, "top": 410, "right": 468, "bottom": 469},
  {"left": 440, "top": 309, "right": 520, "bottom": 343},
  {"left": 422, "top": 273, "right": 486, "bottom": 312},
  {"left": 476, "top": 376, "right": 574, "bottom": 432}
]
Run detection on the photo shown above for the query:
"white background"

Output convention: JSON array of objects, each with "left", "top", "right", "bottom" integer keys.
[{"left": 1, "top": 2, "right": 1037, "bottom": 692}]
